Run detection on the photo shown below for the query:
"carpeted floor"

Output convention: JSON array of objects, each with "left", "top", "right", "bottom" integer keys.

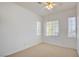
[{"left": 7, "top": 43, "right": 78, "bottom": 57}]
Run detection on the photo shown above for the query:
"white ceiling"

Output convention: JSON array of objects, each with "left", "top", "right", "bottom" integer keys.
[{"left": 15, "top": 2, "right": 76, "bottom": 16}]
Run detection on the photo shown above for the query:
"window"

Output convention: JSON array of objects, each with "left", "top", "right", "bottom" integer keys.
[
  {"left": 68, "top": 17, "right": 76, "bottom": 38},
  {"left": 36, "top": 21, "right": 41, "bottom": 36},
  {"left": 46, "top": 20, "right": 59, "bottom": 36}
]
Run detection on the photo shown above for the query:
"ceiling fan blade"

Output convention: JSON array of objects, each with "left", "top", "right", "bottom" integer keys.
[{"left": 38, "top": 2, "right": 42, "bottom": 4}]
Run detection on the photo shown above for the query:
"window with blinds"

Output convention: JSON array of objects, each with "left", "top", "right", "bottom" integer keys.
[
  {"left": 46, "top": 20, "right": 59, "bottom": 36},
  {"left": 36, "top": 21, "right": 41, "bottom": 36},
  {"left": 68, "top": 17, "right": 76, "bottom": 38}
]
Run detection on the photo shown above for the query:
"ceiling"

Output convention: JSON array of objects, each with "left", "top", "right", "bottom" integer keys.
[{"left": 15, "top": 2, "right": 76, "bottom": 16}]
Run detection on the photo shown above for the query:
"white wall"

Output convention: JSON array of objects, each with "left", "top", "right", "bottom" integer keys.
[
  {"left": 0, "top": 3, "right": 42, "bottom": 56},
  {"left": 43, "top": 7, "right": 77, "bottom": 49},
  {"left": 0, "top": 2, "right": 77, "bottom": 57},
  {"left": 77, "top": 3, "right": 79, "bottom": 56}
]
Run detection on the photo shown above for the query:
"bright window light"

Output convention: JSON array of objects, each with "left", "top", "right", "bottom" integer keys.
[
  {"left": 46, "top": 20, "right": 59, "bottom": 36},
  {"left": 68, "top": 16, "right": 76, "bottom": 38}
]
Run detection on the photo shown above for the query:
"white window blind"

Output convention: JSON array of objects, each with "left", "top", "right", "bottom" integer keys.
[
  {"left": 68, "top": 17, "right": 76, "bottom": 38},
  {"left": 46, "top": 20, "right": 59, "bottom": 36},
  {"left": 36, "top": 21, "right": 41, "bottom": 36}
]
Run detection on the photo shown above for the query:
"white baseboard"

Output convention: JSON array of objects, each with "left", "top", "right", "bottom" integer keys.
[
  {"left": 44, "top": 41, "right": 76, "bottom": 50},
  {"left": 4, "top": 40, "right": 42, "bottom": 57}
]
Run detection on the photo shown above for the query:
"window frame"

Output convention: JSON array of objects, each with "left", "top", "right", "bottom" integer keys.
[
  {"left": 46, "top": 20, "right": 59, "bottom": 37},
  {"left": 36, "top": 21, "right": 41, "bottom": 36},
  {"left": 68, "top": 16, "right": 77, "bottom": 38}
]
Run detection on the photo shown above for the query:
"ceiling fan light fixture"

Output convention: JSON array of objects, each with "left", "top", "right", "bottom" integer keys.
[
  {"left": 45, "top": 3, "right": 54, "bottom": 10},
  {"left": 38, "top": 1, "right": 56, "bottom": 10},
  {"left": 45, "top": 2, "right": 56, "bottom": 10}
]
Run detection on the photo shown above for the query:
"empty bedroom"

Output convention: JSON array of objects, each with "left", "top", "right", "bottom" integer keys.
[{"left": 0, "top": 2, "right": 79, "bottom": 57}]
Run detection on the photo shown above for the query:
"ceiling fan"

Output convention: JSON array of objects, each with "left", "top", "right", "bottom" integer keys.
[{"left": 38, "top": 2, "right": 56, "bottom": 10}]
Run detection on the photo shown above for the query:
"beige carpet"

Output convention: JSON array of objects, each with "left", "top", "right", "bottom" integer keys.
[{"left": 7, "top": 43, "right": 78, "bottom": 57}]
